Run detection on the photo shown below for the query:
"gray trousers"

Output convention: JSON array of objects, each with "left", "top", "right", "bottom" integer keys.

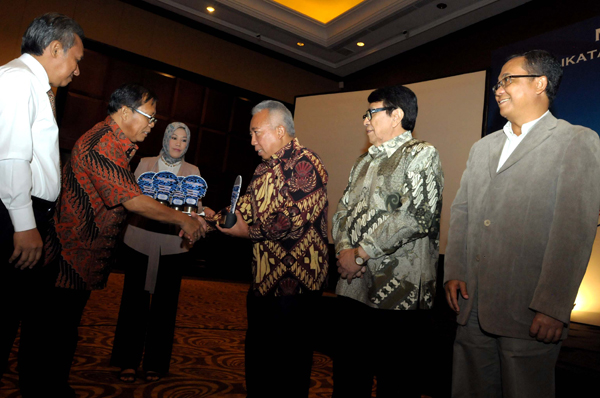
[{"left": 452, "top": 301, "right": 562, "bottom": 398}]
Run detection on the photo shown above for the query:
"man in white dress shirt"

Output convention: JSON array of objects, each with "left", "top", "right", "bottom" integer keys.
[{"left": 0, "top": 13, "right": 84, "bottom": 397}]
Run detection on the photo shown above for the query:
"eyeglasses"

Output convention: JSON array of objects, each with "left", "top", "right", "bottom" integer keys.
[
  {"left": 362, "top": 107, "right": 395, "bottom": 121},
  {"left": 131, "top": 107, "right": 157, "bottom": 124},
  {"left": 492, "top": 75, "right": 541, "bottom": 93}
]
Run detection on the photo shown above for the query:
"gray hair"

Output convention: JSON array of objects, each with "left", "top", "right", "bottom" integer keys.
[
  {"left": 251, "top": 100, "right": 295, "bottom": 137},
  {"left": 21, "top": 13, "right": 85, "bottom": 56}
]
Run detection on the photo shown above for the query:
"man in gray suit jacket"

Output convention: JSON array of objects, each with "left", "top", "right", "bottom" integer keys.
[{"left": 444, "top": 50, "right": 600, "bottom": 397}]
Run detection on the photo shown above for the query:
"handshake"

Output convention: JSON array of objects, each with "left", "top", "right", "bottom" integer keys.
[
  {"left": 179, "top": 175, "right": 245, "bottom": 243},
  {"left": 177, "top": 207, "right": 215, "bottom": 246},
  {"left": 178, "top": 205, "right": 249, "bottom": 245}
]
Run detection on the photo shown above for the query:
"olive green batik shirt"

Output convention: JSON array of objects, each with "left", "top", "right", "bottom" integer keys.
[{"left": 332, "top": 131, "right": 443, "bottom": 310}]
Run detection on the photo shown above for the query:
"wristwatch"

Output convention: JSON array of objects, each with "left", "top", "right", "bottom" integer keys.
[{"left": 354, "top": 248, "right": 365, "bottom": 265}]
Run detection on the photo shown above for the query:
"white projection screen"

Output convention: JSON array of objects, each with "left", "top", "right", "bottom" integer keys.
[{"left": 294, "top": 71, "right": 487, "bottom": 254}]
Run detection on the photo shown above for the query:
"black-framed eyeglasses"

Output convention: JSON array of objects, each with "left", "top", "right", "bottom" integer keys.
[
  {"left": 131, "top": 107, "right": 157, "bottom": 124},
  {"left": 363, "top": 107, "right": 395, "bottom": 121},
  {"left": 492, "top": 75, "right": 541, "bottom": 93}
]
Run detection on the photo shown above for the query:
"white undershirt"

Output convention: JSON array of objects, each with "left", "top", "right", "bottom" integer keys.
[
  {"left": 497, "top": 111, "right": 549, "bottom": 172},
  {"left": 0, "top": 54, "right": 59, "bottom": 231}
]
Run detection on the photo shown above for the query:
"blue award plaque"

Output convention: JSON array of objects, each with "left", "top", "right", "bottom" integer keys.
[
  {"left": 170, "top": 177, "right": 186, "bottom": 211},
  {"left": 137, "top": 172, "right": 156, "bottom": 199},
  {"left": 153, "top": 171, "right": 178, "bottom": 206},
  {"left": 180, "top": 175, "right": 208, "bottom": 213}
]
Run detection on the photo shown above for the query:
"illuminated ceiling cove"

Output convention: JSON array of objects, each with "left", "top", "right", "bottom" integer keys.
[
  {"left": 143, "top": 0, "right": 532, "bottom": 77},
  {"left": 272, "top": 0, "right": 366, "bottom": 24}
]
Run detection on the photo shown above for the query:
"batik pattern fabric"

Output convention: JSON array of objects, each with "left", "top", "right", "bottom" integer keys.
[
  {"left": 46, "top": 116, "right": 142, "bottom": 290},
  {"left": 237, "top": 138, "right": 329, "bottom": 297},
  {"left": 333, "top": 131, "right": 443, "bottom": 310}
]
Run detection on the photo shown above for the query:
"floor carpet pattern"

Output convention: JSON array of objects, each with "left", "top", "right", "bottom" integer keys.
[
  {"left": 4, "top": 272, "right": 597, "bottom": 397},
  {"left": 0, "top": 274, "right": 335, "bottom": 397}
]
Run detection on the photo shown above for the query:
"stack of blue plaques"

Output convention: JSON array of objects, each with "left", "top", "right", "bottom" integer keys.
[{"left": 137, "top": 171, "right": 208, "bottom": 213}]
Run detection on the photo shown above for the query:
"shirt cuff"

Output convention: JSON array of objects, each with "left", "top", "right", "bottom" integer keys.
[
  {"left": 360, "top": 242, "right": 379, "bottom": 260},
  {"left": 8, "top": 204, "right": 36, "bottom": 232},
  {"left": 334, "top": 241, "right": 353, "bottom": 255},
  {"left": 248, "top": 224, "right": 263, "bottom": 241}
]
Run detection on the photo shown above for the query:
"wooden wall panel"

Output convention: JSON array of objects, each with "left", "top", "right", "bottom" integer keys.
[
  {"left": 194, "top": 129, "right": 227, "bottom": 207},
  {"left": 201, "top": 89, "right": 234, "bottom": 131},
  {"left": 104, "top": 59, "right": 143, "bottom": 98},
  {"left": 185, "top": 125, "right": 202, "bottom": 165},
  {"left": 194, "top": 129, "right": 226, "bottom": 171},
  {"left": 226, "top": 137, "right": 258, "bottom": 176},
  {"left": 59, "top": 94, "right": 105, "bottom": 150},
  {"left": 172, "top": 80, "right": 205, "bottom": 126},
  {"left": 68, "top": 50, "right": 109, "bottom": 99},
  {"left": 224, "top": 136, "right": 260, "bottom": 206},
  {"left": 142, "top": 70, "right": 176, "bottom": 117},
  {"left": 230, "top": 98, "right": 254, "bottom": 136}
]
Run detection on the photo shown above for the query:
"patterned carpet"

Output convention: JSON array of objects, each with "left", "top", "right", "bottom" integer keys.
[
  {"left": 4, "top": 270, "right": 598, "bottom": 397},
  {"left": 0, "top": 274, "right": 335, "bottom": 397}
]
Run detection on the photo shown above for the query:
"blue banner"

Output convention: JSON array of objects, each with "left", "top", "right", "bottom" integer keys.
[{"left": 487, "top": 15, "right": 600, "bottom": 136}]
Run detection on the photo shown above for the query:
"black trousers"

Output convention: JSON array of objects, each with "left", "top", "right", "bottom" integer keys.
[
  {"left": 332, "top": 296, "right": 433, "bottom": 398},
  {"left": 23, "top": 287, "right": 91, "bottom": 398},
  {"left": 245, "top": 290, "right": 321, "bottom": 398},
  {"left": 110, "top": 245, "right": 187, "bottom": 374},
  {"left": 0, "top": 197, "right": 60, "bottom": 397}
]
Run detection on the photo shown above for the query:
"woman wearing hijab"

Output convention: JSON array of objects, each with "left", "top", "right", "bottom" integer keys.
[{"left": 110, "top": 122, "right": 212, "bottom": 383}]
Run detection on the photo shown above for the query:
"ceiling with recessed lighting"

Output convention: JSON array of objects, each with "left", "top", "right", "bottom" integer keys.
[{"left": 142, "top": 0, "right": 532, "bottom": 77}]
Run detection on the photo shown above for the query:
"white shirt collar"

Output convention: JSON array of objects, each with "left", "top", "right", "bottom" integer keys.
[
  {"left": 19, "top": 53, "right": 51, "bottom": 92},
  {"left": 502, "top": 110, "right": 550, "bottom": 141}
]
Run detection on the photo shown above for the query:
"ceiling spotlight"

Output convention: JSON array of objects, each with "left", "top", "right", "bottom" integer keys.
[
  {"left": 357, "top": 42, "right": 365, "bottom": 47},
  {"left": 207, "top": 6, "right": 215, "bottom": 13},
  {"left": 436, "top": 3, "right": 447, "bottom": 9},
  {"left": 297, "top": 42, "right": 305, "bottom": 47}
]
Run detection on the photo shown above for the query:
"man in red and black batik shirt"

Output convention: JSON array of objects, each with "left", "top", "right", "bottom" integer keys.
[
  {"left": 214, "top": 100, "right": 329, "bottom": 398},
  {"left": 42, "top": 84, "right": 205, "bottom": 397}
]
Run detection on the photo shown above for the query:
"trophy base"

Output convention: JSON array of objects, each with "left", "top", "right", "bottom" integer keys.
[
  {"left": 183, "top": 205, "right": 198, "bottom": 214},
  {"left": 157, "top": 200, "right": 170, "bottom": 206},
  {"left": 171, "top": 205, "right": 184, "bottom": 212},
  {"left": 220, "top": 212, "right": 237, "bottom": 229}
]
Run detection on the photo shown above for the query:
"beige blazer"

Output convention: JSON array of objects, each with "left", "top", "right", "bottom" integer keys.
[
  {"left": 444, "top": 113, "right": 600, "bottom": 340},
  {"left": 123, "top": 156, "right": 201, "bottom": 256}
]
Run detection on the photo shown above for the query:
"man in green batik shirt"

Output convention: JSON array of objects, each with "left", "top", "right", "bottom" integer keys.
[{"left": 332, "top": 84, "right": 443, "bottom": 398}]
